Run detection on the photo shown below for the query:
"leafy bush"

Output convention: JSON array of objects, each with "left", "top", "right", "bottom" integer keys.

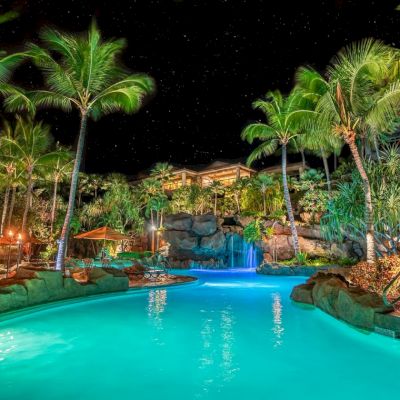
[
  {"left": 243, "top": 219, "right": 263, "bottom": 243},
  {"left": 295, "top": 252, "right": 309, "bottom": 265}
]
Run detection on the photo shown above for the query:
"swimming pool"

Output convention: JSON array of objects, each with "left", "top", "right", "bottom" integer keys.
[{"left": 1, "top": 269, "right": 400, "bottom": 400}]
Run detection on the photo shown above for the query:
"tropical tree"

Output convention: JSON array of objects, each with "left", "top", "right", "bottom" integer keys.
[
  {"left": 2, "top": 22, "right": 155, "bottom": 269},
  {"left": 299, "top": 39, "right": 400, "bottom": 263},
  {"left": 1, "top": 117, "right": 60, "bottom": 234},
  {"left": 150, "top": 162, "right": 174, "bottom": 187},
  {"left": 252, "top": 173, "right": 275, "bottom": 215},
  {"left": 241, "top": 90, "right": 310, "bottom": 256},
  {"left": 45, "top": 145, "right": 73, "bottom": 236},
  {"left": 208, "top": 180, "right": 224, "bottom": 215},
  {"left": 228, "top": 177, "right": 250, "bottom": 214}
]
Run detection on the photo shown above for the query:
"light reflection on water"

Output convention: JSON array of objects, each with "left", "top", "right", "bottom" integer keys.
[
  {"left": 0, "top": 330, "right": 16, "bottom": 362},
  {"left": 271, "top": 292, "right": 285, "bottom": 348}
]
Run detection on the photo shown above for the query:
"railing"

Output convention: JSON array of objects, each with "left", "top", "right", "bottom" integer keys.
[{"left": 383, "top": 270, "right": 400, "bottom": 307}]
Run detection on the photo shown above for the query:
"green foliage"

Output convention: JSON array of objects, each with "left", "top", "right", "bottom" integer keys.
[
  {"left": 243, "top": 218, "right": 264, "bottom": 243},
  {"left": 321, "top": 145, "right": 400, "bottom": 255},
  {"left": 295, "top": 252, "right": 309, "bottom": 265}
]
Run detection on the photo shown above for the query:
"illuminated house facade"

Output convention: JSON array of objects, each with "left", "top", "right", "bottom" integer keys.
[{"left": 162, "top": 161, "right": 257, "bottom": 190}]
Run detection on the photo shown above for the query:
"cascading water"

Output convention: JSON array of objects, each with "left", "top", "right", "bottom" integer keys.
[{"left": 227, "top": 233, "right": 262, "bottom": 269}]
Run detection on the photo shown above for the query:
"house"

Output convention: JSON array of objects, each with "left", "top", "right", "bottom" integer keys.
[
  {"left": 162, "top": 161, "right": 257, "bottom": 190},
  {"left": 137, "top": 160, "right": 309, "bottom": 190}
]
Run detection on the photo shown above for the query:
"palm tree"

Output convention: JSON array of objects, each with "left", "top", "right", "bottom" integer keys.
[
  {"left": 242, "top": 90, "right": 310, "bottom": 256},
  {"left": 253, "top": 173, "right": 274, "bottom": 215},
  {"left": 150, "top": 162, "right": 174, "bottom": 188},
  {"left": 1, "top": 117, "right": 60, "bottom": 234},
  {"left": 209, "top": 180, "right": 224, "bottom": 215},
  {"left": 46, "top": 145, "right": 73, "bottom": 236},
  {"left": 228, "top": 177, "right": 250, "bottom": 214},
  {"left": 2, "top": 22, "right": 155, "bottom": 269},
  {"left": 299, "top": 40, "right": 400, "bottom": 263}
]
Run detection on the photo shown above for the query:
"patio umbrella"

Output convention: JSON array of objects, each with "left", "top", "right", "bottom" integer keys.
[
  {"left": 74, "top": 226, "right": 130, "bottom": 241},
  {"left": 74, "top": 227, "right": 131, "bottom": 258}
]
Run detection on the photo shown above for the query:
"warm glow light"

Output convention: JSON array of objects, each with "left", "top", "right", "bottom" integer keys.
[
  {"left": 17, "top": 233, "right": 22, "bottom": 242},
  {"left": 150, "top": 225, "right": 156, "bottom": 231},
  {"left": 8, "top": 230, "right": 13, "bottom": 237}
]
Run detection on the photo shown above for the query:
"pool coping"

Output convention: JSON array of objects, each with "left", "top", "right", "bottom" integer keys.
[{"left": 0, "top": 277, "right": 200, "bottom": 324}]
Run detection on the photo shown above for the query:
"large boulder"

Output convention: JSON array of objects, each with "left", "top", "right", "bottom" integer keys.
[
  {"left": 335, "top": 287, "right": 391, "bottom": 330},
  {"left": 192, "top": 214, "right": 217, "bottom": 236},
  {"left": 290, "top": 283, "right": 314, "bottom": 305},
  {"left": 311, "top": 274, "right": 348, "bottom": 317},
  {"left": 163, "top": 230, "right": 198, "bottom": 258},
  {"left": 164, "top": 213, "right": 193, "bottom": 231},
  {"left": 199, "top": 231, "right": 226, "bottom": 256}
]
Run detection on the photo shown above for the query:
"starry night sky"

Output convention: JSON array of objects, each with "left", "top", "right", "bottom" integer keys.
[{"left": 0, "top": 0, "right": 399, "bottom": 174}]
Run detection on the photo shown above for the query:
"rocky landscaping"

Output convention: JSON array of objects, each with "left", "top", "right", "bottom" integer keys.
[
  {"left": 0, "top": 266, "right": 196, "bottom": 315},
  {"left": 290, "top": 271, "right": 400, "bottom": 338},
  {"left": 162, "top": 213, "right": 361, "bottom": 270}
]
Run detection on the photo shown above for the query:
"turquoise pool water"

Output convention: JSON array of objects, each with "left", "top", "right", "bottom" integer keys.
[{"left": 1, "top": 269, "right": 400, "bottom": 400}]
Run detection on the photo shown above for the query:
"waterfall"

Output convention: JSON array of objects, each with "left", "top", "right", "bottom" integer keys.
[{"left": 227, "top": 233, "right": 262, "bottom": 269}]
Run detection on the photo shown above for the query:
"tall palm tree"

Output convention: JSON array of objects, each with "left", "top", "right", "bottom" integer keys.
[
  {"left": 2, "top": 117, "right": 59, "bottom": 234},
  {"left": 242, "top": 90, "right": 311, "bottom": 256},
  {"left": 46, "top": 145, "right": 73, "bottom": 236},
  {"left": 295, "top": 66, "right": 343, "bottom": 194},
  {"left": 2, "top": 22, "right": 154, "bottom": 269},
  {"left": 298, "top": 40, "right": 400, "bottom": 263}
]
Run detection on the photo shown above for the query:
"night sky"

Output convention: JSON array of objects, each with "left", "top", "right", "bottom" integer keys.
[{"left": 0, "top": 0, "right": 399, "bottom": 174}]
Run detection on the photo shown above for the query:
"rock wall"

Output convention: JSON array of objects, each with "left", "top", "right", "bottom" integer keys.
[
  {"left": 290, "top": 272, "right": 399, "bottom": 337},
  {"left": 0, "top": 267, "right": 129, "bottom": 314},
  {"left": 260, "top": 222, "right": 362, "bottom": 261},
  {"left": 163, "top": 213, "right": 263, "bottom": 269},
  {"left": 162, "top": 213, "right": 360, "bottom": 269}
]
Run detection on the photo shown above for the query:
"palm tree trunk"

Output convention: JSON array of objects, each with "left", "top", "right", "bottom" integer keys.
[
  {"left": 235, "top": 194, "right": 240, "bottom": 214},
  {"left": 282, "top": 144, "right": 300, "bottom": 256},
  {"left": 1, "top": 186, "right": 10, "bottom": 236},
  {"left": 156, "top": 211, "right": 160, "bottom": 251},
  {"left": 50, "top": 178, "right": 59, "bottom": 237},
  {"left": 262, "top": 191, "right": 266, "bottom": 215},
  {"left": 150, "top": 210, "right": 155, "bottom": 254},
  {"left": 373, "top": 135, "right": 381, "bottom": 164},
  {"left": 55, "top": 113, "right": 88, "bottom": 270},
  {"left": 300, "top": 149, "right": 306, "bottom": 169},
  {"left": 321, "top": 150, "right": 332, "bottom": 193},
  {"left": 347, "top": 135, "right": 375, "bottom": 264},
  {"left": 7, "top": 186, "right": 16, "bottom": 228},
  {"left": 22, "top": 171, "right": 33, "bottom": 234}
]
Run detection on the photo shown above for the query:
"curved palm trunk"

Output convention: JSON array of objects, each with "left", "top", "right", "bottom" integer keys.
[
  {"left": 282, "top": 144, "right": 300, "bottom": 256},
  {"left": 1, "top": 186, "right": 10, "bottom": 236},
  {"left": 7, "top": 186, "right": 16, "bottom": 228},
  {"left": 300, "top": 149, "right": 306, "bottom": 169},
  {"left": 22, "top": 171, "right": 33, "bottom": 234},
  {"left": 50, "top": 177, "right": 59, "bottom": 237},
  {"left": 321, "top": 150, "right": 332, "bottom": 193},
  {"left": 346, "top": 135, "right": 375, "bottom": 264},
  {"left": 55, "top": 113, "right": 88, "bottom": 270}
]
